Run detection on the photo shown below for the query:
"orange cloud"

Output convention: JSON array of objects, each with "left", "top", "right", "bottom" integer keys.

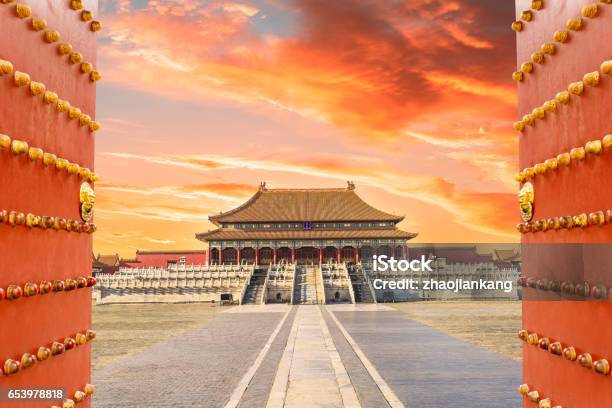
[
  {"left": 98, "top": 0, "right": 516, "bottom": 141},
  {"left": 446, "top": 25, "right": 494, "bottom": 49},
  {"left": 101, "top": 151, "right": 517, "bottom": 240},
  {"left": 96, "top": 181, "right": 255, "bottom": 202},
  {"left": 423, "top": 72, "right": 516, "bottom": 104}
]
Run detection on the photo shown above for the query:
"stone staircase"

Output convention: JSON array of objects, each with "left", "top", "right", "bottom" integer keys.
[
  {"left": 293, "top": 267, "right": 318, "bottom": 304},
  {"left": 348, "top": 265, "right": 376, "bottom": 303},
  {"left": 242, "top": 268, "right": 267, "bottom": 304}
]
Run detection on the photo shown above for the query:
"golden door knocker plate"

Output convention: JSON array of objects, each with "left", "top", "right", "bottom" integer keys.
[
  {"left": 519, "top": 182, "right": 534, "bottom": 222},
  {"left": 80, "top": 182, "right": 95, "bottom": 222}
]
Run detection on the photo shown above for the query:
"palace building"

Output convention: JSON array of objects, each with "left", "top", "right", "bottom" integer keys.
[
  {"left": 196, "top": 182, "right": 417, "bottom": 265},
  {"left": 95, "top": 190, "right": 518, "bottom": 305}
]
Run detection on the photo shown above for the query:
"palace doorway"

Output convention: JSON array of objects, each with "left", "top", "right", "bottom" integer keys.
[
  {"left": 221, "top": 247, "right": 237, "bottom": 264},
  {"left": 322, "top": 246, "right": 337, "bottom": 263},
  {"left": 341, "top": 246, "right": 357, "bottom": 263},
  {"left": 277, "top": 247, "right": 292, "bottom": 263},
  {"left": 258, "top": 247, "right": 273, "bottom": 265},
  {"left": 210, "top": 248, "right": 219, "bottom": 264},
  {"left": 241, "top": 247, "right": 256, "bottom": 264},
  {"left": 296, "top": 247, "right": 318, "bottom": 265}
]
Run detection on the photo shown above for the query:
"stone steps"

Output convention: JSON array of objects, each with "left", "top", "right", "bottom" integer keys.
[
  {"left": 242, "top": 269, "right": 268, "bottom": 304},
  {"left": 293, "top": 267, "right": 318, "bottom": 304},
  {"left": 348, "top": 267, "right": 375, "bottom": 303}
]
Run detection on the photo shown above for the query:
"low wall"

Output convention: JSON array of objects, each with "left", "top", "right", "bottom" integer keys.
[
  {"left": 265, "top": 286, "right": 292, "bottom": 303},
  {"left": 93, "top": 288, "right": 242, "bottom": 305},
  {"left": 324, "top": 286, "right": 352, "bottom": 303},
  {"left": 373, "top": 288, "right": 518, "bottom": 302}
]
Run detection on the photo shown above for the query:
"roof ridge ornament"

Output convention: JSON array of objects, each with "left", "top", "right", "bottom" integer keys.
[
  {"left": 259, "top": 181, "right": 267, "bottom": 191},
  {"left": 347, "top": 181, "right": 355, "bottom": 190}
]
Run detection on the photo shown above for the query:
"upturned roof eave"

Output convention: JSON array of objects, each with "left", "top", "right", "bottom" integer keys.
[
  {"left": 208, "top": 187, "right": 404, "bottom": 224},
  {"left": 195, "top": 229, "right": 418, "bottom": 242}
]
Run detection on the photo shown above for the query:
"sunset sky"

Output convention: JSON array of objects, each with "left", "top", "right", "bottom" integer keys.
[{"left": 93, "top": 0, "right": 518, "bottom": 257}]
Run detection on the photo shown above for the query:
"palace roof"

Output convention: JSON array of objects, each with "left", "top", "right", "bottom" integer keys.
[
  {"left": 96, "top": 253, "right": 120, "bottom": 267},
  {"left": 209, "top": 184, "right": 404, "bottom": 225},
  {"left": 494, "top": 248, "right": 521, "bottom": 262},
  {"left": 408, "top": 246, "right": 494, "bottom": 264},
  {"left": 127, "top": 250, "right": 208, "bottom": 268},
  {"left": 136, "top": 250, "right": 207, "bottom": 255},
  {"left": 196, "top": 228, "right": 417, "bottom": 241}
]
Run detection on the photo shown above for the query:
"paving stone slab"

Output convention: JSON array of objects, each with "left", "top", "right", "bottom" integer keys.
[
  {"left": 269, "top": 306, "right": 352, "bottom": 408},
  {"left": 321, "top": 308, "right": 390, "bottom": 408},
  {"left": 92, "top": 311, "right": 285, "bottom": 408},
  {"left": 331, "top": 311, "right": 521, "bottom": 408},
  {"left": 237, "top": 307, "right": 297, "bottom": 407}
]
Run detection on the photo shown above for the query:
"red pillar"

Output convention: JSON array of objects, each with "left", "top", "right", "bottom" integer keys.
[
  {"left": 255, "top": 248, "right": 259, "bottom": 265},
  {"left": 273, "top": 248, "right": 277, "bottom": 264},
  {"left": 355, "top": 247, "right": 360, "bottom": 263},
  {"left": 319, "top": 248, "right": 323, "bottom": 264},
  {"left": 336, "top": 247, "right": 341, "bottom": 263},
  {"left": 236, "top": 248, "right": 240, "bottom": 265},
  {"left": 207, "top": 247, "right": 211, "bottom": 265},
  {"left": 291, "top": 248, "right": 295, "bottom": 263}
]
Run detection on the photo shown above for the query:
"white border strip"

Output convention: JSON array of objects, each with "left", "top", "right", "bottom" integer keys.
[
  {"left": 319, "top": 307, "right": 362, "bottom": 408},
  {"left": 266, "top": 309, "right": 300, "bottom": 408},
  {"left": 326, "top": 307, "right": 405, "bottom": 408},
  {"left": 224, "top": 307, "right": 292, "bottom": 408}
]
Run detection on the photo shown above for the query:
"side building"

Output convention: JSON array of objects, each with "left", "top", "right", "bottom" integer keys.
[{"left": 122, "top": 250, "right": 208, "bottom": 268}]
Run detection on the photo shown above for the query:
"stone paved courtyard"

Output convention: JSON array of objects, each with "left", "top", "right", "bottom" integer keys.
[{"left": 92, "top": 304, "right": 520, "bottom": 407}]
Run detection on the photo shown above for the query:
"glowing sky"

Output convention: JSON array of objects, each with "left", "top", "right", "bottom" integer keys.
[{"left": 93, "top": 0, "right": 518, "bottom": 257}]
